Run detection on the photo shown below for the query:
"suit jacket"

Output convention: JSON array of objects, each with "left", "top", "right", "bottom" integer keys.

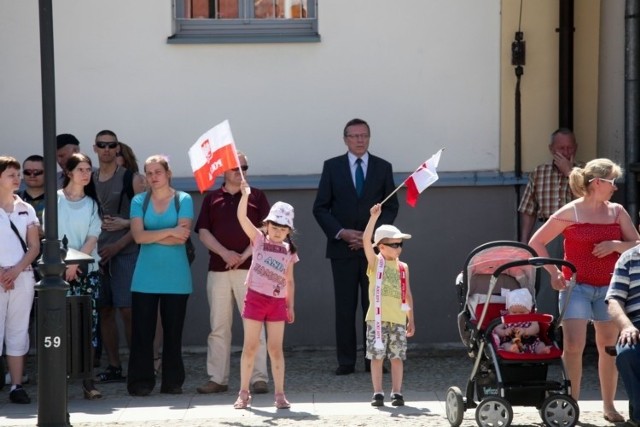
[{"left": 313, "top": 152, "right": 399, "bottom": 259}]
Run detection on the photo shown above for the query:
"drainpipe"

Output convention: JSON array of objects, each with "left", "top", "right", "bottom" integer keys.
[
  {"left": 626, "top": 0, "right": 640, "bottom": 222},
  {"left": 558, "top": 0, "right": 574, "bottom": 129}
]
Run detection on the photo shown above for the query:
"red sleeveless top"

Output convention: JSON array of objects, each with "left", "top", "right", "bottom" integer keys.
[{"left": 562, "top": 222, "right": 621, "bottom": 286}]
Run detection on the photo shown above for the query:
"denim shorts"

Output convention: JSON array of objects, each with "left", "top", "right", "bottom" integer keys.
[
  {"left": 558, "top": 282, "right": 611, "bottom": 322},
  {"left": 97, "top": 252, "right": 136, "bottom": 308}
]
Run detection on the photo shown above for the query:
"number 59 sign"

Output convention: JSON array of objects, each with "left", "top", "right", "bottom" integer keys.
[{"left": 44, "top": 336, "right": 61, "bottom": 348}]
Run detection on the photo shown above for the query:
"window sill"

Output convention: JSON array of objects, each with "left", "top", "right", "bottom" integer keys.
[{"left": 167, "top": 32, "right": 321, "bottom": 44}]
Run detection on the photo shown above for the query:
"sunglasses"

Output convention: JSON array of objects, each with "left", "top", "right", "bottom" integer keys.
[
  {"left": 96, "top": 141, "right": 119, "bottom": 149},
  {"left": 23, "top": 169, "right": 44, "bottom": 177},
  {"left": 231, "top": 165, "right": 249, "bottom": 172},
  {"left": 381, "top": 242, "right": 403, "bottom": 248},
  {"left": 588, "top": 177, "right": 617, "bottom": 185}
]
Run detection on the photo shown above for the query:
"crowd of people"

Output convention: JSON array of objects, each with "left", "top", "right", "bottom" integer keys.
[
  {"left": 0, "top": 118, "right": 409, "bottom": 410},
  {"left": 3, "top": 122, "right": 640, "bottom": 423}
]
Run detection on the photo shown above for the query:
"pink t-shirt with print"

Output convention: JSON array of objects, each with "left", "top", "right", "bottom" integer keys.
[{"left": 245, "top": 232, "right": 299, "bottom": 299}]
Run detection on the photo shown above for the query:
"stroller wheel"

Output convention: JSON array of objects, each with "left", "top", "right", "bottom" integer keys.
[
  {"left": 475, "top": 396, "right": 513, "bottom": 427},
  {"left": 539, "top": 394, "right": 579, "bottom": 427},
  {"left": 445, "top": 386, "right": 465, "bottom": 426}
]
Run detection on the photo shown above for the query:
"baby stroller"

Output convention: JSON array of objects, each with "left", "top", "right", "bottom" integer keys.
[{"left": 446, "top": 240, "right": 579, "bottom": 427}]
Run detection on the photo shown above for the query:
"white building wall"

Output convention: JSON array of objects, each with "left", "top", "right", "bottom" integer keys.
[{"left": 1, "top": 1, "right": 500, "bottom": 176}]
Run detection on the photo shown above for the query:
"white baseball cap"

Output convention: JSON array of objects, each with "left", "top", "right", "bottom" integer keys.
[
  {"left": 264, "top": 201, "right": 294, "bottom": 229},
  {"left": 505, "top": 288, "right": 533, "bottom": 311},
  {"left": 373, "top": 224, "right": 412, "bottom": 246}
]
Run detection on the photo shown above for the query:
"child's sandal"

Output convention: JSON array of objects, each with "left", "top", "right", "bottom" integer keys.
[
  {"left": 274, "top": 392, "right": 290, "bottom": 409},
  {"left": 233, "top": 390, "right": 251, "bottom": 409}
]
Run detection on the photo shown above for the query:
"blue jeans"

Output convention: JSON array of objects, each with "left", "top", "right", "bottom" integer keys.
[{"left": 616, "top": 342, "right": 640, "bottom": 422}]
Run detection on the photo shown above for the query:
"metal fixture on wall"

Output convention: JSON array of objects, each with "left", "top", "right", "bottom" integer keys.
[{"left": 513, "top": 0, "right": 526, "bottom": 240}]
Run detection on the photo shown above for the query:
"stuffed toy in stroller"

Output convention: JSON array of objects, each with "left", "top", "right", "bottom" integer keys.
[{"left": 493, "top": 289, "right": 551, "bottom": 355}]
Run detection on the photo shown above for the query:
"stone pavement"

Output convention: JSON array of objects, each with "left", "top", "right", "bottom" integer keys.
[{"left": 0, "top": 346, "right": 631, "bottom": 426}]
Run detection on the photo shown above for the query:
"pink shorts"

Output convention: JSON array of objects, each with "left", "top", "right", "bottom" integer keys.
[{"left": 242, "top": 288, "right": 288, "bottom": 322}]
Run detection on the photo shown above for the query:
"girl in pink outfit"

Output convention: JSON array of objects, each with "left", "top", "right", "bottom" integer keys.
[{"left": 234, "top": 180, "right": 299, "bottom": 410}]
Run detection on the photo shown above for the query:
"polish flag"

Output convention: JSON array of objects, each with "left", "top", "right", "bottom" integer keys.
[
  {"left": 404, "top": 149, "right": 443, "bottom": 207},
  {"left": 188, "top": 120, "right": 240, "bottom": 193}
]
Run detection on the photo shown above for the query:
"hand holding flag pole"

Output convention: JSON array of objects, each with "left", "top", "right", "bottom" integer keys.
[
  {"left": 236, "top": 153, "right": 251, "bottom": 195},
  {"left": 380, "top": 148, "right": 444, "bottom": 206}
]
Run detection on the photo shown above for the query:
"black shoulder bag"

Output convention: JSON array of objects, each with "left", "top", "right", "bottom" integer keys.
[{"left": 8, "top": 219, "right": 41, "bottom": 281}]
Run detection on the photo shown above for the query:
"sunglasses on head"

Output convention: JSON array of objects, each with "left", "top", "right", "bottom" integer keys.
[
  {"left": 23, "top": 169, "right": 44, "bottom": 177},
  {"left": 588, "top": 177, "right": 617, "bottom": 185},
  {"left": 381, "top": 242, "right": 403, "bottom": 248},
  {"left": 231, "top": 165, "right": 249, "bottom": 172},
  {"left": 96, "top": 141, "right": 119, "bottom": 149}
]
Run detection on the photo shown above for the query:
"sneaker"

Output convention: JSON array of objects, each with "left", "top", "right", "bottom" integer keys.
[
  {"left": 94, "top": 365, "right": 125, "bottom": 383},
  {"left": 251, "top": 381, "right": 269, "bottom": 394},
  {"left": 196, "top": 380, "right": 228, "bottom": 394},
  {"left": 9, "top": 386, "right": 31, "bottom": 404},
  {"left": 371, "top": 392, "right": 384, "bottom": 407},
  {"left": 391, "top": 393, "right": 405, "bottom": 406}
]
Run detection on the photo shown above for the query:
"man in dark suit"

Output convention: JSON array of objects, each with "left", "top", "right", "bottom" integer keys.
[{"left": 313, "top": 118, "right": 399, "bottom": 375}]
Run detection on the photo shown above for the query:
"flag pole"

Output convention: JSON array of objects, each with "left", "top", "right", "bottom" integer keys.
[
  {"left": 380, "top": 148, "right": 445, "bottom": 206},
  {"left": 234, "top": 146, "right": 251, "bottom": 194},
  {"left": 380, "top": 181, "right": 407, "bottom": 206}
]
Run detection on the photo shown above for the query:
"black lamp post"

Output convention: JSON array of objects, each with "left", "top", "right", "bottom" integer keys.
[{"left": 35, "top": 1, "right": 77, "bottom": 425}]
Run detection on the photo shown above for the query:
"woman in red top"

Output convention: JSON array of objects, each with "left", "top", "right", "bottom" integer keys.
[{"left": 529, "top": 158, "right": 640, "bottom": 423}]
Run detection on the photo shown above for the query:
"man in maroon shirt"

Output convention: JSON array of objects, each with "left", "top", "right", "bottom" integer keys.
[{"left": 195, "top": 152, "right": 271, "bottom": 395}]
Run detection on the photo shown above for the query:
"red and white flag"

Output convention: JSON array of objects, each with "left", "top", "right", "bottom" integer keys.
[
  {"left": 404, "top": 149, "right": 443, "bottom": 207},
  {"left": 188, "top": 120, "right": 240, "bottom": 193}
]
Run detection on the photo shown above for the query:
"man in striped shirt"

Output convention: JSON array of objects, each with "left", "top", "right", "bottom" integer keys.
[{"left": 606, "top": 246, "right": 640, "bottom": 426}]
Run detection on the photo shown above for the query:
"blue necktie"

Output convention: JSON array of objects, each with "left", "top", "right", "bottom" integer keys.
[{"left": 355, "top": 158, "right": 364, "bottom": 197}]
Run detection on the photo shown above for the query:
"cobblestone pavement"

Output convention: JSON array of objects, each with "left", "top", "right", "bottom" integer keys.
[{"left": 0, "top": 346, "right": 631, "bottom": 426}]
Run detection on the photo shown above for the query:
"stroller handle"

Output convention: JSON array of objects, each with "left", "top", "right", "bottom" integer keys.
[{"left": 492, "top": 257, "right": 577, "bottom": 278}]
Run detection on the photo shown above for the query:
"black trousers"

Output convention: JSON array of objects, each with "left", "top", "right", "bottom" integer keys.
[
  {"left": 127, "top": 292, "right": 189, "bottom": 394},
  {"left": 330, "top": 257, "right": 369, "bottom": 367}
]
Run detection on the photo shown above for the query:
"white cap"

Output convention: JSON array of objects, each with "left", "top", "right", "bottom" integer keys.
[
  {"left": 505, "top": 288, "right": 533, "bottom": 311},
  {"left": 264, "top": 201, "right": 294, "bottom": 229},
  {"left": 373, "top": 224, "right": 412, "bottom": 246}
]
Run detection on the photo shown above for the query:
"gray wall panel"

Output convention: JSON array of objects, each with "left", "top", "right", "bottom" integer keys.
[{"left": 182, "top": 185, "right": 519, "bottom": 349}]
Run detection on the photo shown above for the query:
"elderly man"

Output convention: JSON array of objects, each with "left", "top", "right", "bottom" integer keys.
[
  {"left": 520, "top": 128, "right": 578, "bottom": 315},
  {"left": 313, "top": 118, "right": 399, "bottom": 375}
]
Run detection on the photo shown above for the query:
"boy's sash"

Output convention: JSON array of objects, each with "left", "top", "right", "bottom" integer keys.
[{"left": 374, "top": 256, "right": 409, "bottom": 350}]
